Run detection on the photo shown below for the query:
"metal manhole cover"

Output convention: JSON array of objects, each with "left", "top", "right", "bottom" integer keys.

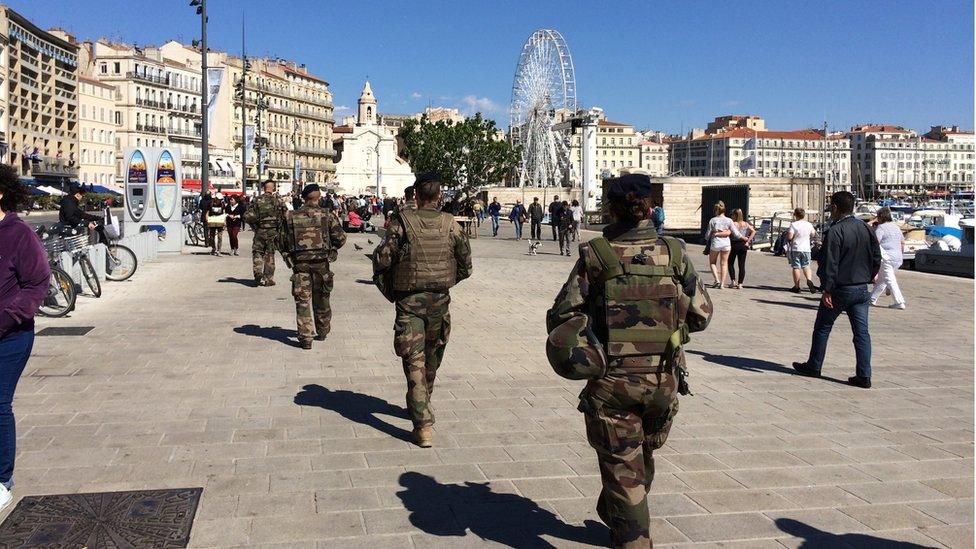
[
  {"left": 0, "top": 487, "right": 203, "bottom": 548},
  {"left": 36, "top": 327, "right": 94, "bottom": 336}
]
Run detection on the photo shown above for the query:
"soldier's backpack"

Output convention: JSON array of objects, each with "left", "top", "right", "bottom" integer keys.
[
  {"left": 392, "top": 210, "right": 457, "bottom": 292},
  {"left": 585, "top": 236, "right": 691, "bottom": 372},
  {"left": 245, "top": 195, "right": 281, "bottom": 228},
  {"left": 287, "top": 209, "right": 333, "bottom": 262}
]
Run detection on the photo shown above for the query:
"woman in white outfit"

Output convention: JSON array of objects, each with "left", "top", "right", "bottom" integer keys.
[
  {"left": 704, "top": 201, "right": 741, "bottom": 289},
  {"left": 871, "top": 207, "right": 906, "bottom": 309}
]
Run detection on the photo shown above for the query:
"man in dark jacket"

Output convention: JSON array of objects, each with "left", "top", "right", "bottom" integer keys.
[
  {"left": 548, "top": 195, "right": 563, "bottom": 241},
  {"left": 794, "top": 191, "right": 882, "bottom": 388},
  {"left": 58, "top": 185, "right": 100, "bottom": 228},
  {"left": 528, "top": 197, "right": 544, "bottom": 241}
]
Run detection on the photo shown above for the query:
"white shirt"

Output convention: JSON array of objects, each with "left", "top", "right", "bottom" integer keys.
[
  {"left": 571, "top": 205, "right": 583, "bottom": 222},
  {"left": 788, "top": 219, "right": 815, "bottom": 253}
]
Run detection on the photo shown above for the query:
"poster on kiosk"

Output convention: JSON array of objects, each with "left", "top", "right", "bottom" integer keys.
[{"left": 123, "top": 147, "right": 184, "bottom": 253}]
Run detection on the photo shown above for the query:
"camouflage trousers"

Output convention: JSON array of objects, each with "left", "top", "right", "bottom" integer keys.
[
  {"left": 252, "top": 229, "right": 278, "bottom": 282},
  {"left": 393, "top": 292, "right": 451, "bottom": 428},
  {"left": 580, "top": 364, "right": 679, "bottom": 549},
  {"left": 290, "top": 261, "right": 334, "bottom": 343}
]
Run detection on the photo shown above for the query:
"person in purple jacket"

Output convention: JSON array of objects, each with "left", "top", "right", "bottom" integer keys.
[{"left": 0, "top": 166, "right": 50, "bottom": 511}]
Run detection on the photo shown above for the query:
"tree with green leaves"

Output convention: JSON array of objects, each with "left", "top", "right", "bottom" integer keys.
[{"left": 398, "top": 113, "right": 520, "bottom": 195}]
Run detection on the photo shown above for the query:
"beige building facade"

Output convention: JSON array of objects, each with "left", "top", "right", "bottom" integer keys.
[
  {"left": 638, "top": 140, "right": 668, "bottom": 176},
  {"left": 1, "top": 8, "right": 79, "bottom": 187},
  {"left": 555, "top": 110, "right": 641, "bottom": 187},
  {"left": 77, "top": 76, "right": 117, "bottom": 188},
  {"left": 848, "top": 124, "right": 975, "bottom": 196}
]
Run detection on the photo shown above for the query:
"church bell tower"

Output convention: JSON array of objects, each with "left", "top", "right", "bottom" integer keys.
[{"left": 357, "top": 80, "right": 376, "bottom": 126}]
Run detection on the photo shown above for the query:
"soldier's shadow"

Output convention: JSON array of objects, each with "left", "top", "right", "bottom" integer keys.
[
  {"left": 234, "top": 324, "right": 302, "bottom": 348},
  {"left": 398, "top": 472, "right": 608, "bottom": 548},
  {"left": 294, "top": 384, "right": 412, "bottom": 443}
]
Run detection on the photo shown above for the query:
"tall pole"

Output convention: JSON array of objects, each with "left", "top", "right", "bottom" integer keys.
[
  {"left": 199, "top": 0, "right": 210, "bottom": 196},
  {"left": 240, "top": 13, "right": 247, "bottom": 193}
]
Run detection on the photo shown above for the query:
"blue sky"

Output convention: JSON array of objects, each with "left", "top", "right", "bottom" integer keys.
[{"left": 11, "top": 0, "right": 974, "bottom": 134}]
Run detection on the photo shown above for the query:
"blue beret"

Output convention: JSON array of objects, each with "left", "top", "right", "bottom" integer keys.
[{"left": 606, "top": 173, "right": 653, "bottom": 201}]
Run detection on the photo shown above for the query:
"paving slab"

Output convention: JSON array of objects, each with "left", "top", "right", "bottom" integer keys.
[{"left": 5, "top": 224, "right": 972, "bottom": 547}]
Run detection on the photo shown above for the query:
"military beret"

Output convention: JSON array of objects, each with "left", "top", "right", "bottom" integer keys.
[
  {"left": 301, "top": 183, "right": 321, "bottom": 199},
  {"left": 414, "top": 172, "right": 440, "bottom": 185},
  {"left": 606, "top": 173, "right": 653, "bottom": 201}
]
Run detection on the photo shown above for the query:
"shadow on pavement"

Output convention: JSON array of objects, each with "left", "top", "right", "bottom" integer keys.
[
  {"left": 233, "top": 324, "right": 300, "bottom": 348},
  {"left": 774, "top": 518, "right": 936, "bottom": 548},
  {"left": 294, "top": 384, "right": 412, "bottom": 443},
  {"left": 686, "top": 350, "right": 795, "bottom": 375},
  {"left": 397, "top": 472, "right": 607, "bottom": 548},
  {"left": 354, "top": 279, "right": 374, "bottom": 285},
  {"left": 753, "top": 298, "right": 819, "bottom": 310},
  {"left": 218, "top": 277, "right": 259, "bottom": 287}
]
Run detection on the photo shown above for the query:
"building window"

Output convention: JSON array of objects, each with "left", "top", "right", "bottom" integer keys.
[
  {"left": 100, "top": 63, "right": 107, "bottom": 74},
  {"left": 114, "top": 62, "right": 120, "bottom": 74}
]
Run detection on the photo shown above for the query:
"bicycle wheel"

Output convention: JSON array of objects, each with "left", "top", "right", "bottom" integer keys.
[
  {"left": 105, "top": 244, "right": 137, "bottom": 281},
  {"left": 38, "top": 267, "right": 76, "bottom": 317},
  {"left": 80, "top": 256, "right": 102, "bottom": 297},
  {"left": 193, "top": 223, "right": 205, "bottom": 245}
]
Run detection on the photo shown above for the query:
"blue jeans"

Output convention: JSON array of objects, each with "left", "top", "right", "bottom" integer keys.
[
  {"left": 513, "top": 221, "right": 523, "bottom": 240},
  {"left": 806, "top": 285, "right": 872, "bottom": 378},
  {"left": 0, "top": 330, "right": 34, "bottom": 488},
  {"left": 491, "top": 215, "right": 500, "bottom": 236}
]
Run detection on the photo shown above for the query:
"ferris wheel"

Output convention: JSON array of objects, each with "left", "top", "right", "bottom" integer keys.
[{"left": 510, "top": 29, "right": 577, "bottom": 187}]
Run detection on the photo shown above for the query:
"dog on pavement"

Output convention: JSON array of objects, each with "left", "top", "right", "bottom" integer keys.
[{"left": 529, "top": 241, "right": 542, "bottom": 255}]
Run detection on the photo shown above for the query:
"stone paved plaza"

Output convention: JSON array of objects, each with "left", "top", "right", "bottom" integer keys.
[{"left": 6, "top": 222, "right": 974, "bottom": 548}]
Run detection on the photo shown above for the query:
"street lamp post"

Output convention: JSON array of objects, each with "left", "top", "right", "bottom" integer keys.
[
  {"left": 255, "top": 93, "right": 268, "bottom": 181},
  {"left": 235, "top": 57, "right": 251, "bottom": 192},
  {"left": 190, "top": 0, "right": 209, "bottom": 196}
]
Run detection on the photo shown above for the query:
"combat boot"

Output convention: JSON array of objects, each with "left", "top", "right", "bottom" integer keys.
[
  {"left": 412, "top": 425, "right": 433, "bottom": 448},
  {"left": 314, "top": 334, "right": 327, "bottom": 341},
  {"left": 299, "top": 339, "right": 312, "bottom": 350},
  {"left": 264, "top": 279, "right": 276, "bottom": 287}
]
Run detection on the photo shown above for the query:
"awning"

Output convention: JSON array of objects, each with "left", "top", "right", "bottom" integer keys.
[
  {"left": 182, "top": 179, "right": 216, "bottom": 192},
  {"left": 37, "top": 185, "right": 66, "bottom": 196},
  {"left": 91, "top": 185, "right": 122, "bottom": 195},
  {"left": 28, "top": 186, "right": 48, "bottom": 196}
]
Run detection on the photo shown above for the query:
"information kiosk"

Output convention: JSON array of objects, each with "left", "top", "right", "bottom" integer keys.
[{"left": 122, "top": 147, "right": 184, "bottom": 253}]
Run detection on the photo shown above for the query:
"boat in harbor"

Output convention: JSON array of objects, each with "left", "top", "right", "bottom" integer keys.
[{"left": 914, "top": 219, "right": 974, "bottom": 278}]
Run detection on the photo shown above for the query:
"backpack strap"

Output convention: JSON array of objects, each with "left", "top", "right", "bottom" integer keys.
[
  {"left": 662, "top": 236, "right": 683, "bottom": 277},
  {"left": 587, "top": 237, "right": 623, "bottom": 280}
]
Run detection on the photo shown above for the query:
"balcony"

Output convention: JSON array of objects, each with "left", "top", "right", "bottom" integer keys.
[
  {"left": 167, "top": 126, "right": 202, "bottom": 140},
  {"left": 135, "top": 124, "right": 166, "bottom": 135},
  {"left": 30, "top": 156, "right": 78, "bottom": 178},
  {"left": 126, "top": 71, "right": 169, "bottom": 87},
  {"left": 170, "top": 103, "right": 200, "bottom": 117},
  {"left": 182, "top": 152, "right": 202, "bottom": 162},
  {"left": 135, "top": 98, "right": 166, "bottom": 110},
  {"left": 296, "top": 145, "right": 334, "bottom": 157}
]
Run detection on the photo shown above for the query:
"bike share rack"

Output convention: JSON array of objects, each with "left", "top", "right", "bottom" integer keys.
[{"left": 56, "top": 232, "right": 158, "bottom": 287}]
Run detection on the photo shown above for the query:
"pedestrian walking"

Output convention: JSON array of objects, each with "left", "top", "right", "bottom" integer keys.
[
  {"left": 546, "top": 173, "right": 712, "bottom": 548},
  {"left": 728, "top": 208, "right": 756, "bottom": 289},
  {"left": 794, "top": 191, "right": 882, "bottom": 389},
  {"left": 787, "top": 208, "right": 819, "bottom": 293},
  {"left": 528, "top": 196, "right": 544, "bottom": 241},
  {"left": 372, "top": 173, "right": 472, "bottom": 448},
  {"left": 557, "top": 200, "right": 574, "bottom": 256},
  {"left": 870, "top": 207, "right": 906, "bottom": 309},
  {"left": 244, "top": 180, "right": 287, "bottom": 286},
  {"left": 488, "top": 197, "right": 502, "bottom": 237},
  {"left": 279, "top": 184, "right": 347, "bottom": 350},
  {"left": 650, "top": 200, "right": 665, "bottom": 234},
  {"left": 0, "top": 167, "right": 51, "bottom": 512},
  {"left": 570, "top": 199, "right": 583, "bottom": 241},
  {"left": 225, "top": 195, "right": 245, "bottom": 256},
  {"left": 704, "top": 201, "right": 740, "bottom": 289},
  {"left": 549, "top": 195, "right": 563, "bottom": 241},
  {"left": 509, "top": 199, "right": 527, "bottom": 241},
  {"left": 198, "top": 191, "right": 212, "bottom": 248},
  {"left": 206, "top": 192, "right": 227, "bottom": 256},
  {"left": 472, "top": 199, "right": 483, "bottom": 228}
]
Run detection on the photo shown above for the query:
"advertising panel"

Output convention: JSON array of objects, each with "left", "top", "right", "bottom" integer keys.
[{"left": 155, "top": 150, "right": 178, "bottom": 221}]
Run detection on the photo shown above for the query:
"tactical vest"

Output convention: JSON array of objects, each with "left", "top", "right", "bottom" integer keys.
[
  {"left": 585, "top": 236, "right": 691, "bottom": 364},
  {"left": 288, "top": 208, "right": 332, "bottom": 263},
  {"left": 251, "top": 194, "right": 281, "bottom": 228},
  {"left": 393, "top": 209, "right": 457, "bottom": 292}
]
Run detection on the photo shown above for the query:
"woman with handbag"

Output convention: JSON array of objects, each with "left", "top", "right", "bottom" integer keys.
[
  {"left": 225, "top": 194, "right": 245, "bottom": 256},
  {"left": 205, "top": 192, "right": 227, "bottom": 256},
  {"left": 728, "top": 208, "right": 756, "bottom": 289},
  {"left": 703, "top": 201, "right": 740, "bottom": 289}
]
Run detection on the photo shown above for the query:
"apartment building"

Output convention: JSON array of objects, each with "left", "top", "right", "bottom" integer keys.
[
  {"left": 638, "top": 140, "right": 668, "bottom": 176},
  {"left": 668, "top": 116, "right": 850, "bottom": 189},
  {"left": 554, "top": 110, "right": 641, "bottom": 186},
  {"left": 848, "top": 124, "right": 975, "bottom": 196},
  {"left": 0, "top": 7, "right": 78, "bottom": 186},
  {"left": 77, "top": 76, "right": 117, "bottom": 188}
]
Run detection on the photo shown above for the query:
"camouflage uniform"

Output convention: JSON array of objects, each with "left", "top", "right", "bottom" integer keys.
[
  {"left": 372, "top": 207, "right": 472, "bottom": 428},
  {"left": 547, "top": 220, "right": 712, "bottom": 548},
  {"left": 244, "top": 192, "right": 286, "bottom": 285},
  {"left": 279, "top": 203, "right": 346, "bottom": 344}
]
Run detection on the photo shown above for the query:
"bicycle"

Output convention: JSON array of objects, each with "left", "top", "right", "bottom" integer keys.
[
  {"left": 34, "top": 227, "right": 78, "bottom": 318},
  {"left": 67, "top": 240, "right": 101, "bottom": 298},
  {"left": 88, "top": 219, "right": 138, "bottom": 282}
]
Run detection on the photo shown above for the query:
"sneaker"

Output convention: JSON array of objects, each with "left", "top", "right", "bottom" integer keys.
[
  {"left": 0, "top": 484, "right": 12, "bottom": 514},
  {"left": 889, "top": 303, "right": 906, "bottom": 310},
  {"left": 413, "top": 425, "right": 434, "bottom": 448},
  {"left": 233, "top": 250, "right": 239, "bottom": 256},
  {"left": 792, "top": 362, "right": 821, "bottom": 378},
  {"left": 711, "top": 282, "right": 721, "bottom": 289},
  {"left": 870, "top": 300, "right": 879, "bottom": 307},
  {"left": 848, "top": 375, "right": 872, "bottom": 389}
]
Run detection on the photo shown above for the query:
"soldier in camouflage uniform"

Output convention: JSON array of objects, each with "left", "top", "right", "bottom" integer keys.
[
  {"left": 546, "top": 174, "right": 713, "bottom": 548},
  {"left": 279, "top": 184, "right": 347, "bottom": 350},
  {"left": 244, "top": 180, "right": 286, "bottom": 286},
  {"left": 372, "top": 174, "right": 472, "bottom": 448}
]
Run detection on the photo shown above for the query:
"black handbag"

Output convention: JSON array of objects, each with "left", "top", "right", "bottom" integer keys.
[{"left": 703, "top": 237, "right": 712, "bottom": 255}]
